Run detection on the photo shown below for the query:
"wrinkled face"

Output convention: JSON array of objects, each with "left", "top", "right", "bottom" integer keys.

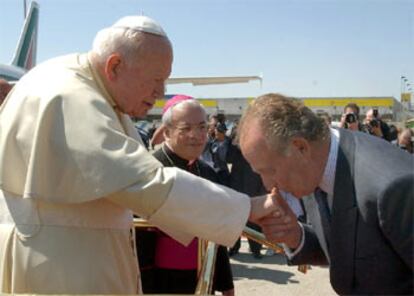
[
  {"left": 240, "top": 119, "right": 317, "bottom": 198},
  {"left": 107, "top": 36, "right": 172, "bottom": 118},
  {"left": 165, "top": 104, "right": 208, "bottom": 161}
]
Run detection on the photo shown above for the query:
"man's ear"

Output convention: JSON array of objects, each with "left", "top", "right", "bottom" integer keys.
[
  {"left": 105, "top": 54, "right": 122, "bottom": 81},
  {"left": 163, "top": 126, "right": 171, "bottom": 141},
  {"left": 291, "top": 137, "right": 310, "bottom": 158}
]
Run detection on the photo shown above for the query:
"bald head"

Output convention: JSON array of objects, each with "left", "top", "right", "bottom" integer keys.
[
  {"left": 168, "top": 100, "right": 206, "bottom": 124},
  {"left": 163, "top": 100, "right": 208, "bottom": 161}
]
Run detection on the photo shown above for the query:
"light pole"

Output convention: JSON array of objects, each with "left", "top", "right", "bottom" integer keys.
[
  {"left": 407, "top": 84, "right": 413, "bottom": 110},
  {"left": 401, "top": 76, "right": 413, "bottom": 110},
  {"left": 401, "top": 76, "right": 408, "bottom": 99}
]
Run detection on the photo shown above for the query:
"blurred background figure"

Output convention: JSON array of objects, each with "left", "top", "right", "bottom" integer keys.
[
  {"left": 210, "top": 122, "right": 232, "bottom": 185},
  {"left": 135, "top": 125, "right": 151, "bottom": 150},
  {"left": 147, "top": 122, "right": 157, "bottom": 140},
  {"left": 207, "top": 114, "right": 220, "bottom": 140},
  {"left": 201, "top": 114, "right": 232, "bottom": 186},
  {"left": 339, "top": 102, "right": 361, "bottom": 131},
  {"left": 228, "top": 119, "right": 239, "bottom": 139},
  {"left": 204, "top": 113, "right": 226, "bottom": 142},
  {"left": 394, "top": 128, "right": 414, "bottom": 154},
  {"left": 0, "top": 79, "right": 13, "bottom": 106},
  {"left": 227, "top": 138, "right": 267, "bottom": 259},
  {"left": 363, "top": 108, "right": 392, "bottom": 141},
  {"left": 387, "top": 124, "right": 399, "bottom": 143},
  {"left": 317, "top": 112, "right": 332, "bottom": 127}
]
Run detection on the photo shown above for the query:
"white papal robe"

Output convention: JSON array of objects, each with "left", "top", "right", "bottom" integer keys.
[{"left": 0, "top": 53, "right": 250, "bottom": 294}]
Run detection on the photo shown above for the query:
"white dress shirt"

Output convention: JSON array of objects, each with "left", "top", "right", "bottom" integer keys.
[{"left": 284, "top": 128, "right": 340, "bottom": 258}]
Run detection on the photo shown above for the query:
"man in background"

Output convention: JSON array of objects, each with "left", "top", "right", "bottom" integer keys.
[
  {"left": 148, "top": 97, "right": 234, "bottom": 295},
  {"left": 364, "top": 108, "right": 392, "bottom": 141},
  {"left": 317, "top": 111, "right": 332, "bottom": 127},
  {"left": 338, "top": 102, "right": 361, "bottom": 131},
  {"left": 209, "top": 122, "right": 232, "bottom": 185},
  {"left": 227, "top": 137, "right": 267, "bottom": 259},
  {"left": 395, "top": 128, "right": 414, "bottom": 154}
]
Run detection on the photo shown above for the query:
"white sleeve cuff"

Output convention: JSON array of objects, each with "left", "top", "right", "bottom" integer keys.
[{"left": 282, "top": 222, "right": 305, "bottom": 259}]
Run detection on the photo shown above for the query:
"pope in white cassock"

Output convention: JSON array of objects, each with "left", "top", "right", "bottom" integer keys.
[{"left": 0, "top": 15, "right": 279, "bottom": 294}]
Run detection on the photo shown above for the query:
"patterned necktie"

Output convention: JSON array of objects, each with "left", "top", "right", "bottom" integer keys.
[{"left": 314, "top": 187, "right": 331, "bottom": 247}]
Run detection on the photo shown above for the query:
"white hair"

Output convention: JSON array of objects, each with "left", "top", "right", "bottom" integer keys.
[
  {"left": 91, "top": 16, "right": 170, "bottom": 64},
  {"left": 162, "top": 100, "right": 207, "bottom": 126}
]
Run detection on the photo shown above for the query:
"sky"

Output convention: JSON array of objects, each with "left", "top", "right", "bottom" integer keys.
[{"left": 1, "top": 0, "right": 413, "bottom": 99}]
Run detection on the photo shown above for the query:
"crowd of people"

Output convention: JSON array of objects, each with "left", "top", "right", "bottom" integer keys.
[
  {"left": 0, "top": 13, "right": 412, "bottom": 296},
  {"left": 333, "top": 102, "right": 413, "bottom": 153}
]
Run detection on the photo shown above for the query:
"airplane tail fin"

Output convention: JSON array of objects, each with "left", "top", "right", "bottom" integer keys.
[{"left": 10, "top": 1, "right": 39, "bottom": 70}]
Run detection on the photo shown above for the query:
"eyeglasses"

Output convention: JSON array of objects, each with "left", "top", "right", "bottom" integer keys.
[{"left": 170, "top": 123, "right": 208, "bottom": 135}]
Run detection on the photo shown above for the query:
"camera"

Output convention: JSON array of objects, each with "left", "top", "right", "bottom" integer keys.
[
  {"left": 362, "top": 118, "right": 380, "bottom": 135},
  {"left": 369, "top": 118, "right": 379, "bottom": 128},
  {"left": 345, "top": 113, "right": 357, "bottom": 124}
]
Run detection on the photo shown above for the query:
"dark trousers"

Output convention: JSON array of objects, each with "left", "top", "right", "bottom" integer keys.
[
  {"left": 152, "top": 253, "right": 234, "bottom": 295},
  {"left": 153, "top": 268, "right": 197, "bottom": 294},
  {"left": 229, "top": 222, "right": 262, "bottom": 254}
]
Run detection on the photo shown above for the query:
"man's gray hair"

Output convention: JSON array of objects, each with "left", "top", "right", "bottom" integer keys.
[
  {"left": 162, "top": 100, "right": 207, "bottom": 126},
  {"left": 238, "top": 93, "right": 330, "bottom": 153},
  {"left": 91, "top": 16, "right": 171, "bottom": 64}
]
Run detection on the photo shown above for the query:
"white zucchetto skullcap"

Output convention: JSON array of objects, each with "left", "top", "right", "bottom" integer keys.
[{"left": 112, "top": 16, "right": 167, "bottom": 37}]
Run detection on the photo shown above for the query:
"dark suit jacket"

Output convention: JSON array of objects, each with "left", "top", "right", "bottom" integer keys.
[
  {"left": 291, "top": 129, "right": 413, "bottom": 295},
  {"left": 227, "top": 143, "right": 267, "bottom": 197}
]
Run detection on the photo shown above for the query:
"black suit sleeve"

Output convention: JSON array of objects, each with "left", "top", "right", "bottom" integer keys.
[
  {"left": 378, "top": 174, "right": 414, "bottom": 271},
  {"left": 226, "top": 141, "right": 239, "bottom": 164}
]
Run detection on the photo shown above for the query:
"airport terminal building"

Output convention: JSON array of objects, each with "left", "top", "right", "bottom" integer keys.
[{"left": 147, "top": 96, "right": 405, "bottom": 122}]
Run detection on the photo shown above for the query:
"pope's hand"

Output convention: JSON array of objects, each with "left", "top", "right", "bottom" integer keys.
[
  {"left": 257, "top": 189, "right": 302, "bottom": 249},
  {"left": 249, "top": 188, "right": 281, "bottom": 222}
]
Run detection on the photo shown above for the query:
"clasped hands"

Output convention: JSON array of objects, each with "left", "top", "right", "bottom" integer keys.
[{"left": 249, "top": 188, "right": 302, "bottom": 250}]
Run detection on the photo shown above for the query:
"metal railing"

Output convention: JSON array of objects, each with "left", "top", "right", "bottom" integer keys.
[{"left": 133, "top": 218, "right": 309, "bottom": 295}]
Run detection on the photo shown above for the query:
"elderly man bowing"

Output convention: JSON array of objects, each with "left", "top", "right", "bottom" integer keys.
[
  {"left": 0, "top": 16, "right": 278, "bottom": 294},
  {"left": 238, "top": 93, "right": 413, "bottom": 295}
]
